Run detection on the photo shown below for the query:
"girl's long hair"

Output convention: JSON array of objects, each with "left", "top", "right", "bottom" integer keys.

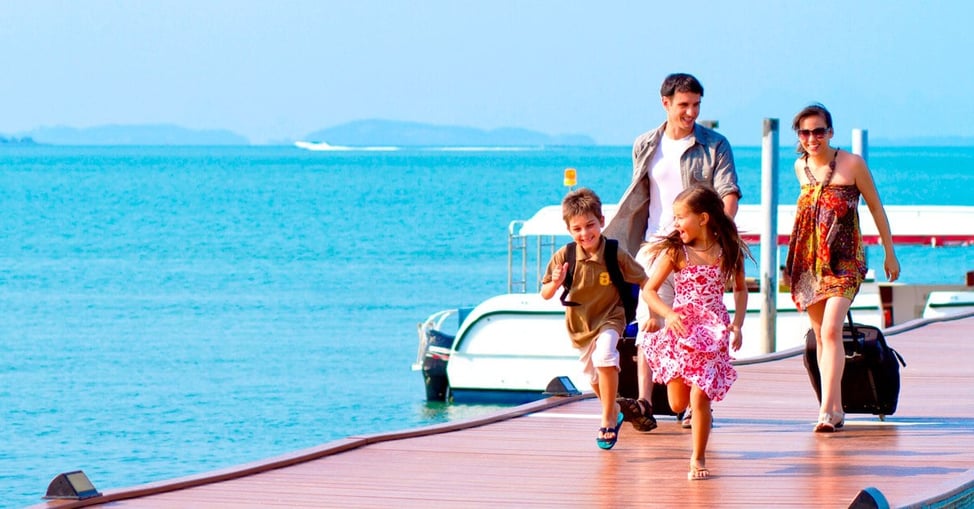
[{"left": 647, "top": 185, "right": 753, "bottom": 281}]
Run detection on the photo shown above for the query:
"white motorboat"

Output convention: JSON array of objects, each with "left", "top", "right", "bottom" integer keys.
[
  {"left": 293, "top": 140, "right": 398, "bottom": 151},
  {"left": 415, "top": 203, "right": 974, "bottom": 403},
  {"left": 923, "top": 291, "right": 974, "bottom": 319},
  {"left": 294, "top": 140, "right": 352, "bottom": 151}
]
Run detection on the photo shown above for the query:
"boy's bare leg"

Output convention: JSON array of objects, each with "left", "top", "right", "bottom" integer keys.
[{"left": 597, "top": 366, "right": 620, "bottom": 434}]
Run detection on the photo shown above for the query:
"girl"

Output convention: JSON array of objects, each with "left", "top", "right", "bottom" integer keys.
[
  {"left": 785, "top": 103, "right": 900, "bottom": 433},
  {"left": 639, "top": 185, "right": 751, "bottom": 480}
]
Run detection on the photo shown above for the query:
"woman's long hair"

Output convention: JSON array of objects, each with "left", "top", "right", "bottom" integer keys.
[{"left": 647, "top": 185, "right": 753, "bottom": 280}]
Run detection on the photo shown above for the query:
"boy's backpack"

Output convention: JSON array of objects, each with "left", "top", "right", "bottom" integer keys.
[{"left": 560, "top": 238, "right": 639, "bottom": 326}]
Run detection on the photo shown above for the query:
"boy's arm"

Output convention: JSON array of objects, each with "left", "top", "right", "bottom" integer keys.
[
  {"left": 540, "top": 261, "right": 568, "bottom": 300},
  {"left": 729, "top": 261, "right": 747, "bottom": 351}
]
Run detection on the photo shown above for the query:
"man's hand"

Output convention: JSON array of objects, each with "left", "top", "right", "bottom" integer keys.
[{"left": 641, "top": 317, "right": 661, "bottom": 333}]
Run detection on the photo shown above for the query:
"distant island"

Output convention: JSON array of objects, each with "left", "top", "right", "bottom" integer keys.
[
  {"left": 4, "top": 120, "right": 594, "bottom": 146},
  {"left": 15, "top": 124, "right": 249, "bottom": 146},
  {"left": 0, "top": 136, "right": 37, "bottom": 145},
  {"left": 301, "top": 119, "right": 596, "bottom": 147},
  {"left": 5, "top": 121, "right": 971, "bottom": 147}
]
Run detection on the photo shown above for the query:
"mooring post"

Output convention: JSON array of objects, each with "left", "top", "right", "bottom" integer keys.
[
  {"left": 760, "top": 118, "right": 780, "bottom": 354},
  {"left": 852, "top": 128, "right": 868, "bottom": 163}
]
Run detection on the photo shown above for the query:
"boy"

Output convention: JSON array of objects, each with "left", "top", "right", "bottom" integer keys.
[{"left": 541, "top": 188, "right": 651, "bottom": 450}]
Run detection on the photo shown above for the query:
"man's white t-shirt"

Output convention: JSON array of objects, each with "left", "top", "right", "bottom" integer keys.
[{"left": 645, "top": 133, "right": 694, "bottom": 240}]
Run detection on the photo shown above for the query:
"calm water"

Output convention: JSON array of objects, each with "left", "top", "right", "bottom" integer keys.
[{"left": 2, "top": 144, "right": 973, "bottom": 507}]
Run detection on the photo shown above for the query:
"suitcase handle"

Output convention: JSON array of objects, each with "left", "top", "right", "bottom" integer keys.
[
  {"left": 845, "top": 311, "right": 907, "bottom": 368},
  {"left": 844, "top": 311, "right": 865, "bottom": 359}
]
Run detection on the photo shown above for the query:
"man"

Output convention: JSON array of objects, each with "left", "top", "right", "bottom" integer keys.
[{"left": 603, "top": 73, "right": 741, "bottom": 431}]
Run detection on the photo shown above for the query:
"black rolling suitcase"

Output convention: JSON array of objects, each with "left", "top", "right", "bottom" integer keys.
[
  {"left": 803, "top": 311, "right": 907, "bottom": 418},
  {"left": 618, "top": 334, "right": 675, "bottom": 416}
]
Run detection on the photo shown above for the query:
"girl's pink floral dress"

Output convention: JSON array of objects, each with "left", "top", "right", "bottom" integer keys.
[{"left": 638, "top": 247, "right": 738, "bottom": 402}]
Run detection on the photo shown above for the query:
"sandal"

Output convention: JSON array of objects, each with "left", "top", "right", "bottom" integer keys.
[
  {"left": 617, "top": 397, "right": 639, "bottom": 422},
  {"left": 617, "top": 397, "right": 657, "bottom": 432},
  {"left": 813, "top": 413, "right": 837, "bottom": 433},
  {"left": 596, "top": 412, "right": 625, "bottom": 450},
  {"left": 688, "top": 464, "right": 711, "bottom": 481},
  {"left": 633, "top": 398, "right": 658, "bottom": 432}
]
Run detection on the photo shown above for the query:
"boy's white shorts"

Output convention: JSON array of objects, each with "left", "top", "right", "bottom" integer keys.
[{"left": 577, "top": 329, "right": 620, "bottom": 386}]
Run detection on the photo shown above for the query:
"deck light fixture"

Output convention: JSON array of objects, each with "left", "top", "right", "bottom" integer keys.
[
  {"left": 543, "top": 376, "right": 581, "bottom": 396},
  {"left": 43, "top": 470, "right": 102, "bottom": 500},
  {"left": 563, "top": 167, "right": 577, "bottom": 188}
]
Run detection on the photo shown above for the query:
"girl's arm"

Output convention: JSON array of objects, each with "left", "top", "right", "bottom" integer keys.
[
  {"left": 641, "top": 251, "right": 686, "bottom": 335},
  {"left": 853, "top": 155, "right": 901, "bottom": 282},
  {"left": 729, "top": 261, "right": 747, "bottom": 351}
]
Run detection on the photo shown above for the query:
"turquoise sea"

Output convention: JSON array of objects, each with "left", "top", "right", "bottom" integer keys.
[{"left": 3, "top": 144, "right": 974, "bottom": 507}]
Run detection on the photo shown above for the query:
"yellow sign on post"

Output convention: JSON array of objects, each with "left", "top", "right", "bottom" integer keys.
[{"left": 563, "top": 167, "right": 577, "bottom": 188}]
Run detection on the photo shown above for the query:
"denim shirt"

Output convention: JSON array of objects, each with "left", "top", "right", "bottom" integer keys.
[{"left": 603, "top": 122, "right": 740, "bottom": 255}]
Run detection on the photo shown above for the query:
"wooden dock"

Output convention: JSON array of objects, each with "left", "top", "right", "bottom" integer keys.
[{"left": 28, "top": 314, "right": 974, "bottom": 508}]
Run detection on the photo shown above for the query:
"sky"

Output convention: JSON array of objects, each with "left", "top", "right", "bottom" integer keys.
[{"left": 2, "top": 0, "right": 973, "bottom": 146}]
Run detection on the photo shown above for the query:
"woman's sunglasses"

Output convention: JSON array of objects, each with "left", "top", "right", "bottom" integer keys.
[{"left": 797, "top": 127, "right": 830, "bottom": 139}]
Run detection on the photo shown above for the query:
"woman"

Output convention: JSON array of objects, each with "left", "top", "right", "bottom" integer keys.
[{"left": 784, "top": 103, "right": 901, "bottom": 433}]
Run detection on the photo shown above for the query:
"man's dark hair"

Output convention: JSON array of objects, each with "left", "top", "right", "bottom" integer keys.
[{"left": 660, "top": 73, "right": 704, "bottom": 98}]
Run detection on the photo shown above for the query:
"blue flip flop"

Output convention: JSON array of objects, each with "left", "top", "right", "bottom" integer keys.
[{"left": 596, "top": 412, "right": 625, "bottom": 450}]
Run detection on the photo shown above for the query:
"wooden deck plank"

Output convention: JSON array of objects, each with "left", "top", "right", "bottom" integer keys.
[{"left": 25, "top": 314, "right": 974, "bottom": 508}]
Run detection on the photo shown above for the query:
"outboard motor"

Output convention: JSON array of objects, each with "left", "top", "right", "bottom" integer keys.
[{"left": 422, "top": 329, "right": 455, "bottom": 401}]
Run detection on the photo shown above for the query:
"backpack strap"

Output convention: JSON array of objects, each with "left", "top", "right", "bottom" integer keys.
[
  {"left": 559, "top": 242, "right": 580, "bottom": 307},
  {"left": 604, "top": 238, "right": 621, "bottom": 284},
  {"left": 560, "top": 239, "right": 637, "bottom": 323},
  {"left": 604, "top": 239, "right": 638, "bottom": 324}
]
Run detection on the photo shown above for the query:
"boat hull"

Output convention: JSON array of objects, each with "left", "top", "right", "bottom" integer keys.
[
  {"left": 419, "top": 291, "right": 883, "bottom": 403},
  {"left": 445, "top": 294, "right": 580, "bottom": 402},
  {"left": 923, "top": 291, "right": 974, "bottom": 319}
]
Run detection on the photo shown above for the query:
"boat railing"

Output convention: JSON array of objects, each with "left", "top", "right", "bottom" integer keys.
[
  {"left": 505, "top": 202, "right": 974, "bottom": 327},
  {"left": 507, "top": 220, "right": 527, "bottom": 293},
  {"left": 508, "top": 219, "right": 562, "bottom": 294}
]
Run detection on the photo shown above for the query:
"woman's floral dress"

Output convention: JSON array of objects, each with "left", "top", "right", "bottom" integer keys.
[
  {"left": 638, "top": 247, "right": 737, "bottom": 402},
  {"left": 785, "top": 153, "right": 867, "bottom": 310}
]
